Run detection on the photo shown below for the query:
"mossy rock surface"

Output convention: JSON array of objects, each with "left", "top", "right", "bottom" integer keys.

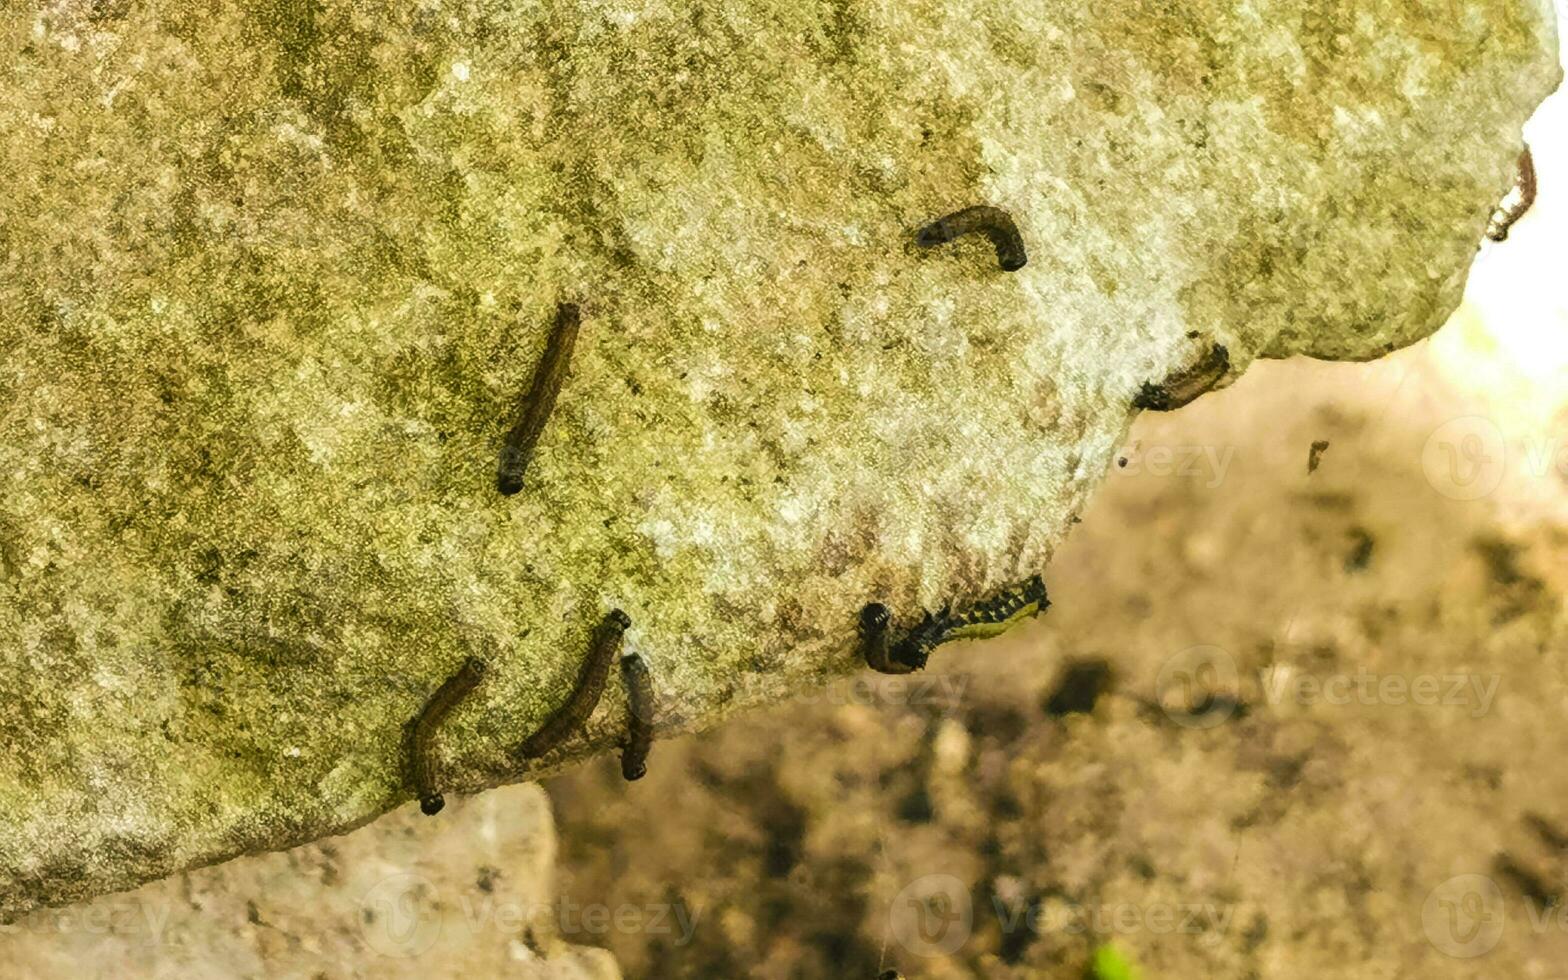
[{"left": 0, "top": 0, "right": 1558, "bottom": 915}]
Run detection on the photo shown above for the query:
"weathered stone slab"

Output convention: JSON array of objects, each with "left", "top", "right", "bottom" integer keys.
[{"left": 0, "top": 0, "right": 1558, "bottom": 916}]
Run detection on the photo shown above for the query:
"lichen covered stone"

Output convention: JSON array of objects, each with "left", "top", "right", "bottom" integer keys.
[{"left": 0, "top": 0, "right": 1558, "bottom": 916}]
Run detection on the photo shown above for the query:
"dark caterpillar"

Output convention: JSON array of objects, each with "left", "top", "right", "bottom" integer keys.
[
  {"left": 497, "top": 302, "right": 581, "bottom": 496},
  {"left": 1132, "top": 343, "right": 1229, "bottom": 412},
  {"left": 1487, "top": 145, "right": 1537, "bottom": 242},
  {"left": 860, "top": 575, "right": 1049, "bottom": 674},
  {"left": 859, "top": 603, "right": 913, "bottom": 675},
  {"left": 619, "top": 652, "right": 655, "bottom": 781},
  {"left": 914, "top": 205, "right": 1028, "bottom": 272},
  {"left": 515, "top": 609, "right": 631, "bottom": 761},
  {"left": 408, "top": 657, "right": 488, "bottom": 816}
]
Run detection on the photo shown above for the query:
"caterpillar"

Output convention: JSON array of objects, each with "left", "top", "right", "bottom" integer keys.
[
  {"left": 859, "top": 603, "right": 913, "bottom": 675},
  {"left": 409, "top": 657, "right": 488, "bottom": 816},
  {"left": 1486, "top": 145, "right": 1537, "bottom": 242},
  {"left": 859, "top": 575, "right": 1050, "bottom": 674},
  {"left": 516, "top": 609, "right": 631, "bottom": 761},
  {"left": 1132, "top": 343, "right": 1230, "bottom": 412},
  {"left": 940, "top": 574, "right": 1050, "bottom": 644},
  {"left": 914, "top": 205, "right": 1028, "bottom": 272},
  {"left": 886, "top": 606, "right": 952, "bottom": 672},
  {"left": 619, "top": 652, "right": 655, "bottom": 781},
  {"left": 497, "top": 302, "right": 581, "bottom": 497}
]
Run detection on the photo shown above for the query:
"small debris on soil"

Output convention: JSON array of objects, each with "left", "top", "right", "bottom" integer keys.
[
  {"left": 1308, "top": 440, "right": 1330, "bottom": 474},
  {"left": 1344, "top": 527, "right": 1375, "bottom": 573},
  {"left": 1044, "top": 660, "right": 1113, "bottom": 717}
]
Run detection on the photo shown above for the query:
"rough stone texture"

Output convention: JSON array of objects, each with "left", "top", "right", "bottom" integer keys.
[
  {"left": 0, "top": 782, "right": 624, "bottom": 978},
  {"left": 0, "top": 0, "right": 1559, "bottom": 916}
]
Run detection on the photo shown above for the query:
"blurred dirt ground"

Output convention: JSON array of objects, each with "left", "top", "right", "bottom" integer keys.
[
  {"left": 6, "top": 328, "right": 1568, "bottom": 979},
  {"left": 542, "top": 346, "right": 1568, "bottom": 980}
]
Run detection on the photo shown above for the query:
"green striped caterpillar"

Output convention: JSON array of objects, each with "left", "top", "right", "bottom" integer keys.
[{"left": 860, "top": 575, "right": 1049, "bottom": 674}]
